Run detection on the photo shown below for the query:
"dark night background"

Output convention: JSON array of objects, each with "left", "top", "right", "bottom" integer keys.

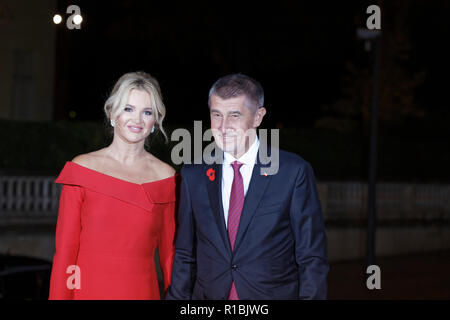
[
  {"left": 45, "top": 0, "right": 450, "bottom": 182},
  {"left": 53, "top": 0, "right": 449, "bottom": 126},
  {"left": 1, "top": 0, "right": 450, "bottom": 301},
  {"left": 54, "top": 0, "right": 364, "bottom": 125}
]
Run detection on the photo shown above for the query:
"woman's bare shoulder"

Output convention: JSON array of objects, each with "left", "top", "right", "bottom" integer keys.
[
  {"left": 146, "top": 153, "right": 176, "bottom": 179},
  {"left": 72, "top": 149, "right": 107, "bottom": 169}
]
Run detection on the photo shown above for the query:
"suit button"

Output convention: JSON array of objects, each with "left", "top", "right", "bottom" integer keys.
[{"left": 231, "top": 264, "right": 237, "bottom": 270}]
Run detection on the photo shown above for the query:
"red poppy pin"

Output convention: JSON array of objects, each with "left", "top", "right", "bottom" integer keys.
[{"left": 206, "top": 168, "right": 215, "bottom": 181}]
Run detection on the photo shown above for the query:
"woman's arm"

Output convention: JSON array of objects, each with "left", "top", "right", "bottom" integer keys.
[{"left": 48, "top": 184, "right": 84, "bottom": 300}]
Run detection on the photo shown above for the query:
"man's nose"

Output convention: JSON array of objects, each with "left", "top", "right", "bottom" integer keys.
[{"left": 220, "top": 117, "right": 229, "bottom": 134}]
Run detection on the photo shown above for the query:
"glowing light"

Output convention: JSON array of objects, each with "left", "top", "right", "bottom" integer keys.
[
  {"left": 53, "top": 14, "right": 62, "bottom": 24},
  {"left": 73, "top": 14, "right": 83, "bottom": 25}
]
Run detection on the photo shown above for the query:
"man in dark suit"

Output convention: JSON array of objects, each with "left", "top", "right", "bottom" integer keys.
[{"left": 166, "top": 74, "right": 329, "bottom": 300}]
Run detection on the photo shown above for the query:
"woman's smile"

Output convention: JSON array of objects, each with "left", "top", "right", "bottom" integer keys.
[{"left": 127, "top": 125, "right": 144, "bottom": 133}]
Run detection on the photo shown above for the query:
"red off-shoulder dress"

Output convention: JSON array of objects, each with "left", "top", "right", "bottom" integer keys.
[{"left": 48, "top": 161, "right": 177, "bottom": 300}]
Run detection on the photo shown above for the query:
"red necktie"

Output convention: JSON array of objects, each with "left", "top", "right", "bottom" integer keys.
[{"left": 227, "top": 161, "right": 244, "bottom": 300}]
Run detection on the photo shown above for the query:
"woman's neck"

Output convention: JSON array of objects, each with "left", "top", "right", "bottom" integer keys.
[{"left": 106, "top": 137, "right": 147, "bottom": 165}]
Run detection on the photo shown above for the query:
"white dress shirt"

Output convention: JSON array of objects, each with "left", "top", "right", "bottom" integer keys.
[{"left": 222, "top": 137, "right": 259, "bottom": 228}]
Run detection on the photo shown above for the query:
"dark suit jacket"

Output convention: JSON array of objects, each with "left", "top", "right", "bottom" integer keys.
[{"left": 166, "top": 149, "right": 329, "bottom": 300}]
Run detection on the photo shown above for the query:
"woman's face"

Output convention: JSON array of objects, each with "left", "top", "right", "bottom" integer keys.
[{"left": 113, "top": 89, "right": 156, "bottom": 144}]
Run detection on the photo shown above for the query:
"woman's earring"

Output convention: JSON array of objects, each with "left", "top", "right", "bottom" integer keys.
[
  {"left": 151, "top": 126, "right": 155, "bottom": 133},
  {"left": 110, "top": 119, "right": 116, "bottom": 127}
]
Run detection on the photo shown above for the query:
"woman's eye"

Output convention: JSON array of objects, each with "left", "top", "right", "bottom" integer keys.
[
  {"left": 144, "top": 111, "right": 152, "bottom": 116},
  {"left": 124, "top": 107, "right": 133, "bottom": 112}
]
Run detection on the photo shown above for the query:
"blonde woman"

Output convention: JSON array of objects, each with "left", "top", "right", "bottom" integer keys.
[{"left": 49, "top": 72, "right": 177, "bottom": 300}]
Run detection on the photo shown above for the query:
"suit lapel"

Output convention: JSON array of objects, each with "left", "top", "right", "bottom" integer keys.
[
  {"left": 233, "top": 157, "right": 272, "bottom": 253},
  {"left": 205, "top": 162, "right": 232, "bottom": 256}
]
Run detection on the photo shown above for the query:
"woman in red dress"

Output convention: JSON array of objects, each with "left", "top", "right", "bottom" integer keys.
[{"left": 49, "top": 72, "right": 177, "bottom": 300}]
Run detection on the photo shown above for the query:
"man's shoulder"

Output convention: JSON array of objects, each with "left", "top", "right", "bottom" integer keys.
[
  {"left": 278, "top": 148, "right": 304, "bottom": 163},
  {"left": 178, "top": 149, "right": 314, "bottom": 175},
  {"left": 276, "top": 148, "right": 312, "bottom": 170},
  {"left": 179, "top": 162, "right": 210, "bottom": 177},
  {"left": 272, "top": 149, "right": 318, "bottom": 183}
]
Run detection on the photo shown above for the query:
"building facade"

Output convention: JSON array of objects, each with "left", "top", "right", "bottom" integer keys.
[{"left": 0, "top": 0, "right": 56, "bottom": 121}]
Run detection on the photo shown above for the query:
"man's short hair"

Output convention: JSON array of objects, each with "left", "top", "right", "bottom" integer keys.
[{"left": 208, "top": 73, "right": 264, "bottom": 112}]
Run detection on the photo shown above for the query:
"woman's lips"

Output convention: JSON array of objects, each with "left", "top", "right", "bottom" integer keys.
[{"left": 128, "top": 125, "right": 143, "bottom": 133}]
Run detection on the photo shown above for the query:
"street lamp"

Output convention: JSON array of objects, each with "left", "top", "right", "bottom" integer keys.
[
  {"left": 357, "top": 27, "right": 382, "bottom": 270},
  {"left": 73, "top": 14, "right": 83, "bottom": 25},
  {"left": 53, "top": 14, "right": 62, "bottom": 25}
]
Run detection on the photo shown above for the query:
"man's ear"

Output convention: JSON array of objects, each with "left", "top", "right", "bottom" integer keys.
[{"left": 253, "top": 107, "right": 267, "bottom": 127}]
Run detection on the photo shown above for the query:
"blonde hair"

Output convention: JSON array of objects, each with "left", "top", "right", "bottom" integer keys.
[{"left": 104, "top": 71, "right": 167, "bottom": 141}]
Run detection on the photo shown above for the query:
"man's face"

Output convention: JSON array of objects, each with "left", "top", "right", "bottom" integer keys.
[{"left": 209, "top": 94, "right": 266, "bottom": 158}]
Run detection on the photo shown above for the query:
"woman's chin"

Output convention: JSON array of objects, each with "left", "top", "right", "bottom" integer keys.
[{"left": 119, "top": 133, "right": 148, "bottom": 145}]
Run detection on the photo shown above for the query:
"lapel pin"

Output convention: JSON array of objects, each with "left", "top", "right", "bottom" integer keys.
[{"left": 206, "top": 168, "right": 215, "bottom": 181}]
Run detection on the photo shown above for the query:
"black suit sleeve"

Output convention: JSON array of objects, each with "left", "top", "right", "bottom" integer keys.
[
  {"left": 289, "top": 161, "right": 329, "bottom": 299},
  {"left": 166, "top": 167, "right": 197, "bottom": 300}
]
